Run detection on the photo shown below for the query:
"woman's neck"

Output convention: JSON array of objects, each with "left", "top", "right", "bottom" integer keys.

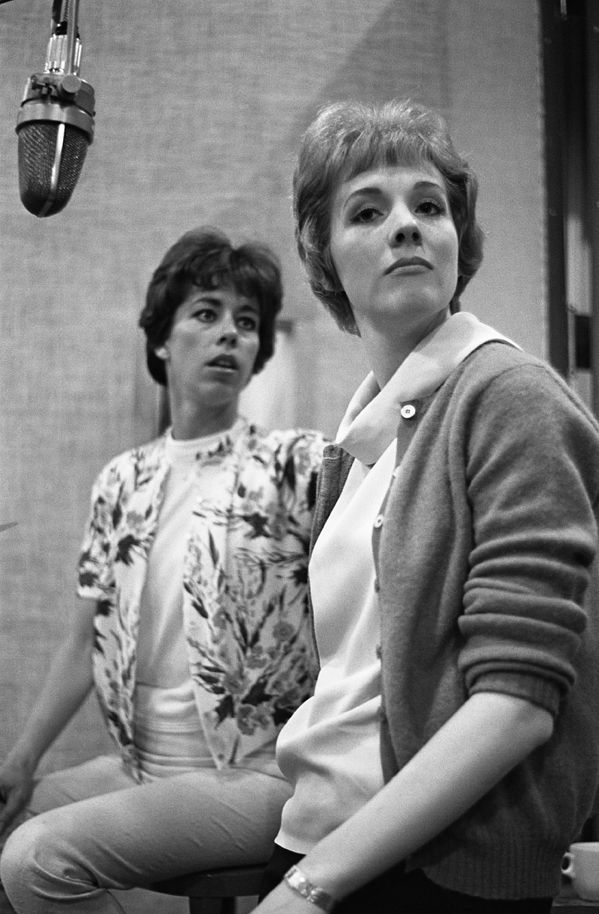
[
  {"left": 168, "top": 399, "right": 239, "bottom": 441},
  {"left": 356, "top": 308, "right": 451, "bottom": 388}
]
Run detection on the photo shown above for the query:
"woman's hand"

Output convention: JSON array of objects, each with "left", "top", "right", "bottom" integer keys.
[
  {"left": 252, "top": 880, "right": 320, "bottom": 914},
  {"left": 0, "top": 756, "right": 35, "bottom": 837}
]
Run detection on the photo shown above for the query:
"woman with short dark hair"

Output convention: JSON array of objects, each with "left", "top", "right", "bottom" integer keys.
[{"left": 0, "top": 226, "right": 326, "bottom": 913}]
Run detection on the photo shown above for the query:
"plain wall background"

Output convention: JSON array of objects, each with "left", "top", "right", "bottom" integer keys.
[{"left": 0, "top": 1, "right": 544, "bottom": 776}]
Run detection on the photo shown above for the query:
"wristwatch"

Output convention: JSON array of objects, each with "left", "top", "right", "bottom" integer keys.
[{"left": 284, "top": 864, "right": 336, "bottom": 912}]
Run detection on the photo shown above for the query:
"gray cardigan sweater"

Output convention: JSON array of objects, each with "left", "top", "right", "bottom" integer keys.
[{"left": 310, "top": 342, "right": 599, "bottom": 899}]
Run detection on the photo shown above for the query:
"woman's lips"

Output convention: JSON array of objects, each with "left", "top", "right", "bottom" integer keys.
[
  {"left": 385, "top": 256, "right": 432, "bottom": 274},
  {"left": 207, "top": 355, "right": 238, "bottom": 371}
]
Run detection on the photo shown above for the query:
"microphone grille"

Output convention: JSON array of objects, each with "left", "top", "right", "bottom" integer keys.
[{"left": 17, "top": 121, "right": 89, "bottom": 217}]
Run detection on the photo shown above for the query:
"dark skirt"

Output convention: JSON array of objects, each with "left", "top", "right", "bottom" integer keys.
[{"left": 259, "top": 844, "right": 554, "bottom": 914}]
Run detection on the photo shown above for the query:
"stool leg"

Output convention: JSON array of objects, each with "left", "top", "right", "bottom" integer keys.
[{"left": 189, "top": 898, "right": 225, "bottom": 914}]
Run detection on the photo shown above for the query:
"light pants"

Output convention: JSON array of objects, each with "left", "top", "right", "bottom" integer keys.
[{"left": 0, "top": 755, "right": 291, "bottom": 914}]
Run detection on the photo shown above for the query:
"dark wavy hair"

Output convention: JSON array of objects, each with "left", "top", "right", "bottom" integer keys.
[
  {"left": 293, "top": 99, "right": 484, "bottom": 333},
  {"left": 139, "top": 227, "right": 283, "bottom": 385}
]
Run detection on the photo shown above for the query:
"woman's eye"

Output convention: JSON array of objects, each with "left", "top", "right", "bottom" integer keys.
[
  {"left": 416, "top": 199, "right": 445, "bottom": 216},
  {"left": 351, "top": 206, "right": 381, "bottom": 224},
  {"left": 193, "top": 308, "right": 216, "bottom": 323},
  {"left": 237, "top": 315, "right": 259, "bottom": 332}
]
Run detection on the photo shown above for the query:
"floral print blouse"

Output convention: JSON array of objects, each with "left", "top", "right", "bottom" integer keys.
[{"left": 77, "top": 419, "right": 326, "bottom": 780}]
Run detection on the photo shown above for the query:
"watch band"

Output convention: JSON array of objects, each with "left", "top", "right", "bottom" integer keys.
[{"left": 284, "top": 864, "right": 336, "bottom": 912}]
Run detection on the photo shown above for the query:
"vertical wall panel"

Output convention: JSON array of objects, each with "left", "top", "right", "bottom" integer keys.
[{"left": 447, "top": 0, "right": 544, "bottom": 353}]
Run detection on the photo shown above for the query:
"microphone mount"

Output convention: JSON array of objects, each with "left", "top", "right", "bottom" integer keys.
[
  {"left": 47, "top": 0, "right": 82, "bottom": 77},
  {"left": 16, "top": 0, "right": 94, "bottom": 144},
  {"left": 17, "top": 73, "right": 95, "bottom": 143}
]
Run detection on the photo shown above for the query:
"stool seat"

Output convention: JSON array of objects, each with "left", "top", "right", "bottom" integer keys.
[{"left": 152, "top": 863, "right": 266, "bottom": 914}]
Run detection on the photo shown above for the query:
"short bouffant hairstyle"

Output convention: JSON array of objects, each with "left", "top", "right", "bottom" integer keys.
[
  {"left": 293, "top": 98, "right": 484, "bottom": 333},
  {"left": 139, "top": 227, "right": 283, "bottom": 385}
]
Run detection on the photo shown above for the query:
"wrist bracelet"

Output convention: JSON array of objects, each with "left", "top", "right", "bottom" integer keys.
[{"left": 284, "top": 864, "right": 336, "bottom": 912}]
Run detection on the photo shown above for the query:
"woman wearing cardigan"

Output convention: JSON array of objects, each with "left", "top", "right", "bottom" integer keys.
[{"left": 254, "top": 100, "right": 599, "bottom": 913}]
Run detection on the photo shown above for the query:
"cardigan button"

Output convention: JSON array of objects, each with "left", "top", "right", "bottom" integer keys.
[
  {"left": 373, "top": 515, "right": 384, "bottom": 528},
  {"left": 400, "top": 403, "right": 417, "bottom": 419}
]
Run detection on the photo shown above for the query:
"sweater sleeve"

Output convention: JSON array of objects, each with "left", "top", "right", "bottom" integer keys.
[{"left": 458, "top": 364, "right": 599, "bottom": 716}]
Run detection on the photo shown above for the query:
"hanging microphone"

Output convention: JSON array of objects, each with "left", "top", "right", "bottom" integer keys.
[{"left": 15, "top": 0, "right": 95, "bottom": 217}]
